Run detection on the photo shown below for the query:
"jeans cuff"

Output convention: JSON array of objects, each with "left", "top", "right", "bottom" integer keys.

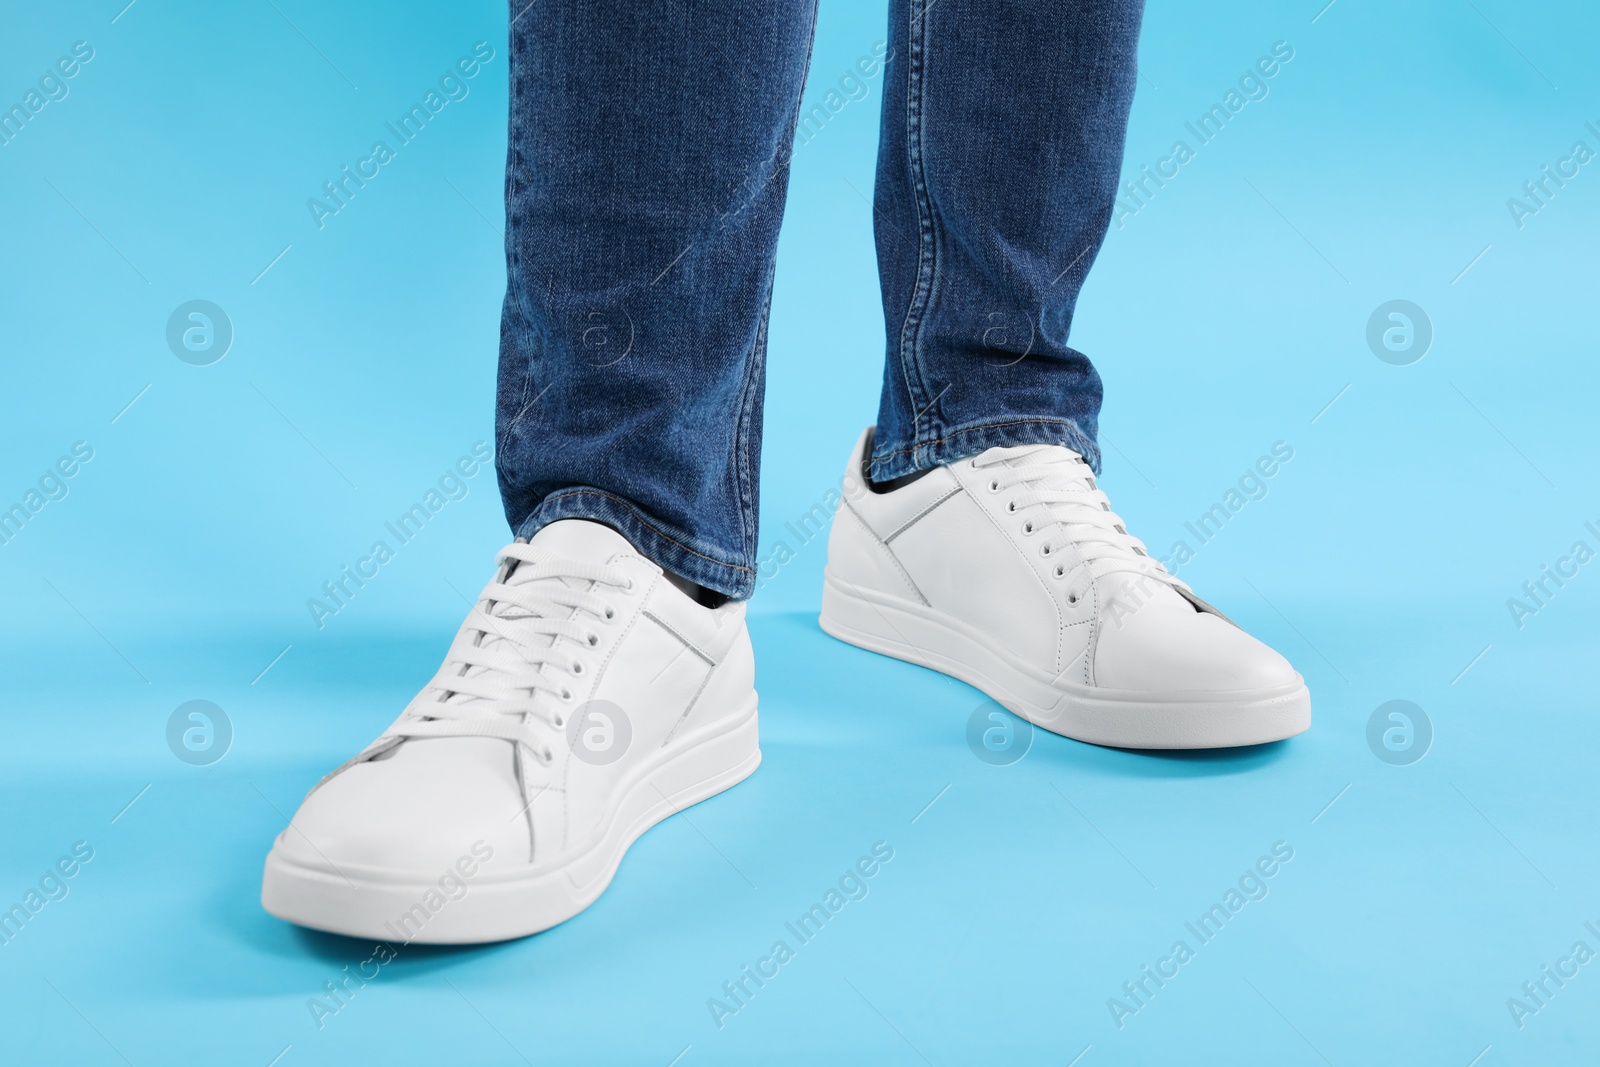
[
  {"left": 512, "top": 487, "right": 757, "bottom": 600},
  {"left": 868, "top": 417, "right": 1101, "bottom": 481}
]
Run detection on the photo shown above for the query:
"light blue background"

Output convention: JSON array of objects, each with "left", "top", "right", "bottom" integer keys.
[{"left": 2, "top": 0, "right": 1597, "bottom": 1063}]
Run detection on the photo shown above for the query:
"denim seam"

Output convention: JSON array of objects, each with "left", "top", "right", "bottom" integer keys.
[
  {"left": 732, "top": 282, "right": 771, "bottom": 564},
  {"left": 498, "top": 359, "right": 540, "bottom": 462},
  {"left": 517, "top": 488, "right": 756, "bottom": 576},
  {"left": 872, "top": 416, "right": 1088, "bottom": 457},
  {"left": 729, "top": 7, "right": 817, "bottom": 567},
  {"left": 911, "top": 0, "right": 946, "bottom": 466},
  {"left": 497, "top": 35, "right": 536, "bottom": 459},
  {"left": 895, "top": 0, "right": 940, "bottom": 455},
  {"left": 872, "top": 416, "right": 1102, "bottom": 470}
]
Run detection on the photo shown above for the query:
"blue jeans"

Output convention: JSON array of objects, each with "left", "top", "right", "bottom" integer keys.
[{"left": 496, "top": 0, "right": 1144, "bottom": 599}]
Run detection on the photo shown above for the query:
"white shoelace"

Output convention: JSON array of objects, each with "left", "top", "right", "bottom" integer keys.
[
  {"left": 974, "top": 445, "right": 1191, "bottom": 594},
  {"left": 389, "top": 543, "right": 631, "bottom": 764}
]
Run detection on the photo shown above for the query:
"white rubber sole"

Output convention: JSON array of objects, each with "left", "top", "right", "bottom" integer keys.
[
  {"left": 261, "top": 696, "right": 760, "bottom": 944},
  {"left": 820, "top": 571, "right": 1309, "bottom": 750}
]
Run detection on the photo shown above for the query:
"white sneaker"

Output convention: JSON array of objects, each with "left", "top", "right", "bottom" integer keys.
[
  {"left": 820, "top": 429, "right": 1310, "bottom": 749},
  {"left": 262, "top": 519, "right": 759, "bottom": 943}
]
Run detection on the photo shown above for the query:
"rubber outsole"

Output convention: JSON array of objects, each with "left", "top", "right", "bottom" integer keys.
[
  {"left": 261, "top": 697, "right": 760, "bottom": 944},
  {"left": 819, "top": 571, "right": 1309, "bottom": 750}
]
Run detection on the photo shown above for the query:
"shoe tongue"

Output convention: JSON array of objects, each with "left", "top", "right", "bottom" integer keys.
[
  {"left": 989, "top": 444, "right": 1093, "bottom": 493},
  {"left": 440, "top": 521, "right": 638, "bottom": 712},
  {"left": 505, "top": 520, "right": 635, "bottom": 591},
  {"left": 523, "top": 519, "right": 635, "bottom": 564},
  {"left": 1097, "top": 569, "right": 1191, "bottom": 616}
]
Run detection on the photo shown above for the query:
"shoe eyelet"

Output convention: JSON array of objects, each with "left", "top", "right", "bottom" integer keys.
[
  {"left": 587, "top": 633, "right": 599, "bottom": 646},
  {"left": 624, "top": 579, "right": 635, "bottom": 592},
  {"left": 604, "top": 607, "right": 615, "bottom": 619},
  {"left": 572, "top": 662, "right": 584, "bottom": 675},
  {"left": 1067, "top": 592, "right": 1079, "bottom": 605},
  {"left": 541, "top": 748, "right": 554, "bottom": 764},
  {"left": 552, "top": 716, "right": 564, "bottom": 728},
  {"left": 1006, "top": 501, "right": 1016, "bottom": 513},
  {"left": 561, "top": 689, "right": 573, "bottom": 701},
  {"left": 1054, "top": 565, "right": 1065, "bottom": 579},
  {"left": 1041, "top": 544, "right": 1052, "bottom": 557},
  {"left": 1022, "top": 522, "right": 1034, "bottom": 535},
  {"left": 988, "top": 480, "right": 1000, "bottom": 492}
]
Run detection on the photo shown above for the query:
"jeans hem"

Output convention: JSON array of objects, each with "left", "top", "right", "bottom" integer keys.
[
  {"left": 868, "top": 416, "right": 1101, "bottom": 481},
  {"left": 513, "top": 488, "right": 757, "bottom": 601}
]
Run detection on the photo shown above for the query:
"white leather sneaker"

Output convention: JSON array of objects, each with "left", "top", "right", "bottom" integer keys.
[
  {"left": 820, "top": 429, "right": 1310, "bottom": 749},
  {"left": 262, "top": 519, "right": 759, "bottom": 943}
]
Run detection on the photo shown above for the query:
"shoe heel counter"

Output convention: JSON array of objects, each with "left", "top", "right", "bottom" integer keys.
[
  {"left": 718, "top": 622, "right": 756, "bottom": 704},
  {"left": 824, "top": 427, "right": 924, "bottom": 603},
  {"left": 826, "top": 498, "right": 924, "bottom": 603},
  {"left": 674, "top": 622, "right": 756, "bottom": 739}
]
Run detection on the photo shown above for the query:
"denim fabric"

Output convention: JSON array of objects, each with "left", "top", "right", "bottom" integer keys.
[{"left": 497, "top": 0, "right": 1143, "bottom": 599}]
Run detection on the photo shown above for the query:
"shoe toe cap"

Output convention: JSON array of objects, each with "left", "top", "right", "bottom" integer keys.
[
  {"left": 1094, "top": 603, "right": 1301, "bottom": 694},
  {"left": 276, "top": 737, "right": 530, "bottom": 875}
]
